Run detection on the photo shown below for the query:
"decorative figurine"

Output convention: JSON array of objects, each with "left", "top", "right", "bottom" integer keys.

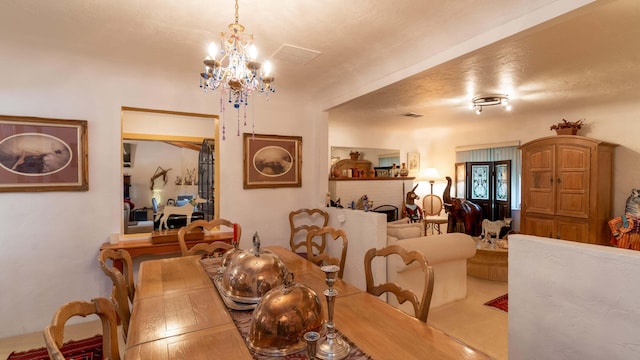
[
  {"left": 184, "top": 168, "right": 196, "bottom": 185},
  {"left": 403, "top": 183, "right": 423, "bottom": 222}
]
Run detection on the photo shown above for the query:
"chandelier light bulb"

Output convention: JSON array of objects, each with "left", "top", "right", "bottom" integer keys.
[
  {"left": 248, "top": 44, "right": 258, "bottom": 60},
  {"left": 263, "top": 61, "right": 272, "bottom": 76},
  {"left": 207, "top": 42, "right": 218, "bottom": 58}
]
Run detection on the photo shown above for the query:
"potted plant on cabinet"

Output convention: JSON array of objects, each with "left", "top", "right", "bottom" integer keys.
[{"left": 550, "top": 119, "right": 584, "bottom": 135}]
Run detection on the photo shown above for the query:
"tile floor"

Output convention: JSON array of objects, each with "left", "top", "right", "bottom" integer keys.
[{"left": 429, "top": 276, "right": 509, "bottom": 360}]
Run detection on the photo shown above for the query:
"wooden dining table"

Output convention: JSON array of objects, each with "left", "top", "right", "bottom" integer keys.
[{"left": 124, "top": 246, "right": 491, "bottom": 359}]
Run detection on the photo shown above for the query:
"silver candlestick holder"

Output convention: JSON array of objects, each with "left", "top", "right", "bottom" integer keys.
[{"left": 316, "top": 265, "right": 350, "bottom": 360}]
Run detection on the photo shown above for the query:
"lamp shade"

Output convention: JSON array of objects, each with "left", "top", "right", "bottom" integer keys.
[{"left": 423, "top": 168, "right": 441, "bottom": 183}]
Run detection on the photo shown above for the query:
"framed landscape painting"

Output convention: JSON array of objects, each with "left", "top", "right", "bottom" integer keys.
[
  {"left": 243, "top": 133, "right": 302, "bottom": 189},
  {"left": 0, "top": 115, "right": 88, "bottom": 192}
]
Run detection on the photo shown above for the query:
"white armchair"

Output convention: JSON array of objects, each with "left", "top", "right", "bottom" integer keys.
[
  {"left": 384, "top": 215, "right": 479, "bottom": 315},
  {"left": 387, "top": 217, "right": 423, "bottom": 240}
]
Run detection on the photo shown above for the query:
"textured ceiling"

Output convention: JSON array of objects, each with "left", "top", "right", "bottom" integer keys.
[
  {"left": 0, "top": 0, "right": 636, "bottom": 133},
  {"left": 329, "top": 0, "right": 640, "bottom": 130}
]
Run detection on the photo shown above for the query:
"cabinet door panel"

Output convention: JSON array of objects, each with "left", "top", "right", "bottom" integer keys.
[
  {"left": 557, "top": 219, "right": 589, "bottom": 243},
  {"left": 523, "top": 216, "right": 555, "bottom": 238},
  {"left": 557, "top": 193, "right": 588, "bottom": 217},
  {"left": 556, "top": 145, "right": 590, "bottom": 217},
  {"left": 523, "top": 147, "right": 555, "bottom": 215}
]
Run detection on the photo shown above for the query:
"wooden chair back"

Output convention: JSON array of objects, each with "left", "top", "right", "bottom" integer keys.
[
  {"left": 423, "top": 194, "right": 444, "bottom": 216},
  {"left": 44, "top": 297, "right": 120, "bottom": 360},
  {"left": 177, "top": 218, "right": 240, "bottom": 257},
  {"left": 98, "top": 249, "right": 133, "bottom": 341},
  {"left": 99, "top": 249, "right": 135, "bottom": 302},
  {"left": 289, "top": 208, "right": 329, "bottom": 256},
  {"left": 364, "top": 245, "right": 434, "bottom": 322},
  {"left": 184, "top": 241, "right": 234, "bottom": 257},
  {"left": 306, "top": 226, "right": 348, "bottom": 279}
]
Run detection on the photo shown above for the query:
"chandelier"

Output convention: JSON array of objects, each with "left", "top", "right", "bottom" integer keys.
[
  {"left": 199, "top": 0, "right": 275, "bottom": 139},
  {"left": 472, "top": 95, "right": 511, "bottom": 115}
]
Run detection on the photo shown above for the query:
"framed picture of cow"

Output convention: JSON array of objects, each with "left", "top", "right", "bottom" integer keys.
[
  {"left": 243, "top": 133, "right": 302, "bottom": 189},
  {"left": 0, "top": 115, "right": 88, "bottom": 192}
]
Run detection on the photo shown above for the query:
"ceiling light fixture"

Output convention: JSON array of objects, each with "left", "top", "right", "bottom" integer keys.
[
  {"left": 199, "top": 0, "right": 275, "bottom": 140},
  {"left": 472, "top": 95, "right": 511, "bottom": 115}
]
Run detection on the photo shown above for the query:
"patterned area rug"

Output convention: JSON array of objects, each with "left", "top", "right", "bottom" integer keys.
[
  {"left": 484, "top": 294, "right": 508, "bottom": 312},
  {"left": 7, "top": 334, "right": 103, "bottom": 360}
]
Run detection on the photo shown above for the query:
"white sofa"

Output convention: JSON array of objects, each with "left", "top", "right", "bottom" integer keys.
[{"left": 386, "top": 219, "right": 476, "bottom": 314}]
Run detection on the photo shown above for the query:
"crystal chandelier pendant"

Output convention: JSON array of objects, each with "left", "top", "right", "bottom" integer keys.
[{"left": 199, "top": 0, "right": 275, "bottom": 140}]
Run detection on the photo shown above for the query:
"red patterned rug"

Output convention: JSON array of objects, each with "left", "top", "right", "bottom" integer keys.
[
  {"left": 7, "top": 334, "right": 103, "bottom": 360},
  {"left": 484, "top": 294, "right": 508, "bottom": 312}
]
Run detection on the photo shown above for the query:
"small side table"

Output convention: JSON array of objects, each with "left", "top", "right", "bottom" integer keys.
[{"left": 467, "top": 241, "right": 508, "bottom": 281}]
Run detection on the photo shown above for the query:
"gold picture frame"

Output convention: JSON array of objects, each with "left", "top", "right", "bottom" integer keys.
[
  {"left": 0, "top": 115, "right": 88, "bottom": 192},
  {"left": 243, "top": 133, "right": 302, "bottom": 189}
]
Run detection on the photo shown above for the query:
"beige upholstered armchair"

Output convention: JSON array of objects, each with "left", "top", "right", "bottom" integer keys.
[{"left": 387, "top": 217, "right": 424, "bottom": 240}]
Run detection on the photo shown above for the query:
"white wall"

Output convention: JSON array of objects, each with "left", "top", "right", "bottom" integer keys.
[
  {"left": 325, "top": 207, "right": 387, "bottom": 290},
  {"left": 509, "top": 234, "right": 640, "bottom": 359},
  {"left": 0, "top": 40, "right": 324, "bottom": 337}
]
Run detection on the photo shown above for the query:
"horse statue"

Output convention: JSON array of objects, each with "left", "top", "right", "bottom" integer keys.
[
  {"left": 157, "top": 195, "right": 207, "bottom": 230},
  {"left": 443, "top": 176, "right": 483, "bottom": 236},
  {"left": 403, "top": 183, "right": 423, "bottom": 223}
]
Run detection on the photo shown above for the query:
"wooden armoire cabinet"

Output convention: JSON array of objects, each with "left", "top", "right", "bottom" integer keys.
[{"left": 520, "top": 135, "right": 616, "bottom": 245}]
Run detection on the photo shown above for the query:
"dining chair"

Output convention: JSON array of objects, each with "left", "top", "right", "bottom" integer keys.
[
  {"left": 364, "top": 245, "right": 434, "bottom": 322},
  {"left": 305, "top": 226, "right": 348, "bottom": 279},
  {"left": 98, "top": 249, "right": 134, "bottom": 341},
  {"left": 177, "top": 218, "right": 240, "bottom": 257},
  {"left": 423, "top": 194, "right": 449, "bottom": 235},
  {"left": 44, "top": 297, "right": 120, "bottom": 360},
  {"left": 99, "top": 249, "right": 135, "bottom": 302},
  {"left": 289, "top": 208, "right": 329, "bottom": 258}
]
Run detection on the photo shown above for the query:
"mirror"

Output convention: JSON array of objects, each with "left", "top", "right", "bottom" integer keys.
[{"left": 121, "top": 107, "right": 219, "bottom": 238}]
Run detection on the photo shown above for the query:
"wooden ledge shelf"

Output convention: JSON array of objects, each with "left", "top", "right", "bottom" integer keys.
[{"left": 330, "top": 177, "right": 415, "bottom": 181}]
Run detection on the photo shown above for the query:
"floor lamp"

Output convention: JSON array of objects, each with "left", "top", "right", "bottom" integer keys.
[
  {"left": 422, "top": 167, "right": 442, "bottom": 234},
  {"left": 423, "top": 167, "right": 441, "bottom": 197}
]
